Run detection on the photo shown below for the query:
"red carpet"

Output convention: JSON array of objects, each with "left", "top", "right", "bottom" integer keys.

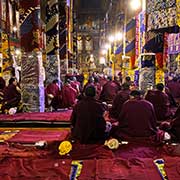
[
  {"left": 0, "top": 157, "right": 179, "bottom": 180},
  {"left": 0, "top": 110, "right": 72, "bottom": 122},
  {"left": 0, "top": 129, "right": 180, "bottom": 179},
  {"left": 7, "top": 130, "right": 70, "bottom": 143}
]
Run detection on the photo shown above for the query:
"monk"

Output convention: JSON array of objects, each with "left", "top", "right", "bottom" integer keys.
[
  {"left": 61, "top": 80, "right": 77, "bottom": 108},
  {"left": 100, "top": 76, "right": 120, "bottom": 103},
  {"left": 114, "top": 90, "right": 158, "bottom": 139},
  {"left": 145, "top": 83, "right": 172, "bottom": 121},
  {"left": 83, "top": 76, "right": 94, "bottom": 92},
  {"left": 70, "top": 86, "right": 108, "bottom": 144},
  {"left": 45, "top": 79, "right": 62, "bottom": 111},
  {"left": 109, "top": 83, "right": 130, "bottom": 119},
  {"left": 94, "top": 76, "right": 102, "bottom": 100},
  {"left": 1, "top": 77, "right": 21, "bottom": 113},
  {"left": 0, "top": 77, "right": 6, "bottom": 104},
  {"left": 70, "top": 76, "right": 81, "bottom": 95},
  {"left": 166, "top": 77, "right": 180, "bottom": 99},
  {"left": 170, "top": 106, "right": 180, "bottom": 142}
]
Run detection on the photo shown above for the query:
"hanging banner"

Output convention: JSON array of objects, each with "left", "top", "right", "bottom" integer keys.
[
  {"left": 177, "top": 0, "right": 180, "bottom": 27},
  {"left": 147, "top": 7, "right": 176, "bottom": 31},
  {"left": 146, "top": 0, "right": 176, "bottom": 13}
]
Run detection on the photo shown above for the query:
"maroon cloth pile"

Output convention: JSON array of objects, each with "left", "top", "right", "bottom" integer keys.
[{"left": 0, "top": 110, "right": 72, "bottom": 122}]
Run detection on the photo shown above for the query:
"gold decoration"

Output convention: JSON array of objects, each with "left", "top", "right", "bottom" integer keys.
[{"left": 58, "top": 141, "right": 72, "bottom": 155}]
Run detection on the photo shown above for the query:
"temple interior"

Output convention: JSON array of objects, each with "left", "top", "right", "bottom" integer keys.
[{"left": 0, "top": 0, "right": 180, "bottom": 179}]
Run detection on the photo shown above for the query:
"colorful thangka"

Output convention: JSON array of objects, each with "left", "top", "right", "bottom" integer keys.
[
  {"left": 146, "top": 0, "right": 177, "bottom": 31},
  {"left": 146, "top": 0, "right": 176, "bottom": 13},
  {"left": 147, "top": 7, "right": 176, "bottom": 31}
]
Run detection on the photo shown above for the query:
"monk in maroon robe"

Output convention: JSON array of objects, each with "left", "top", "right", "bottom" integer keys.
[
  {"left": 109, "top": 83, "right": 130, "bottom": 119},
  {"left": 70, "top": 77, "right": 81, "bottom": 94},
  {"left": 70, "top": 86, "right": 107, "bottom": 144},
  {"left": 100, "top": 76, "right": 120, "bottom": 103},
  {"left": 45, "top": 79, "right": 62, "bottom": 110},
  {"left": 94, "top": 76, "right": 102, "bottom": 100},
  {"left": 171, "top": 106, "right": 180, "bottom": 142},
  {"left": 99, "top": 75, "right": 108, "bottom": 87},
  {"left": 166, "top": 77, "right": 180, "bottom": 99},
  {"left": 0, "top": 77, "right": 6, "bottom": 104},
  {"left": 62, "top": 80, "right": 77, "bottom": 108},
  {"left": 145, "top": 83, "right": 172, "bottom": 121},
  {"left": 83, "top": 76, "right": 94, "bottom": 92},
  {"left": 114, "top": 90, "right": 158, "bottom": 140},
  {"left": 1, "top": 77, "right": 21, "bottom": 113}
]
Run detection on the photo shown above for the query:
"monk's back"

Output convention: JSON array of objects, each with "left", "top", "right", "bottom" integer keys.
[{"left": 118, "top": 98, "right": 157, "bottom": 137}]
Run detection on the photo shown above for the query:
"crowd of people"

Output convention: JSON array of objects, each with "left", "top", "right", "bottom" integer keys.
[
  {"left": 63, "top": 71, "right": 180, "bottom": 145},
  {"left": 0, "top": 70, "right": 180, "bottom": 145}
]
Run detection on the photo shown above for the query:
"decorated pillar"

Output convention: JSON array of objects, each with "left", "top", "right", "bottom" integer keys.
[
  {"left": 139, "top": 53, "right": 156, "bottom": 91},
  {"left": 20, "top": 0, "right": 44, "bottom": 112},
  {"left": 45, "top": 0, "right": 60, "bottom": 85}
]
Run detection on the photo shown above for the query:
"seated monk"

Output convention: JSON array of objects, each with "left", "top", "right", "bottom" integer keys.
[
  {"left": 70, "top": 76, "right": 81, "bottom": 95},
  {"left": 94, "top": 76, "right": 102, "bottom": 100},
  {"left": 109, "top": 83, "right": 130, "bottom": 119},
  {"left": 61, "top": 79, "right": 77, "bottom": 108},
  {"left": 1, "top": 77, "right": 21, "bottom": 113},
  {"left": 70, "top": 86, "right": 110, "bottom": 144},
  {"left": 45, "top": 79, "right": 62, "bottom": 111},
  {"left": 171, "top": 106, "right": 180, "bottom": 142},
  {"left": 100, "top": 76, "right": 120, "bottom": 104},
  {"left": 0, "top": 77, "right": 6, "bottom": 104},
  {"left": 145, "top": 83, "right": 172, "bottom": 121},
  {"left": 165, "top": 87, "right": 178, "bottom": 107},
  {"left": 114, "top": 90, "right": 158, "bottom": 140},
  {"left": 166, "top": 77, "right": 180, "bottom": 99}
]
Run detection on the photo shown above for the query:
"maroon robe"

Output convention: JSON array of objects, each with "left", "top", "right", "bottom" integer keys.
[
  {"left": 70, "top": 81, "right": 80, "bottom": 94},
  {"left": 99, "top": 77, "right": 108, "bottom": 87},
  {"left": 109, "top": 89, "right": 131, "bottom": 119},
  {"left": 165, "top": 87, "right": 177, "bottom": 107},
  {"left": 115, "top": 97, "right": 157, "bottom": 139},
  {"left": 100, "top": 81, "right": 120, "bottom": 103},
  {"left": 171, "top": 106, "right": 180, "bottom": 141},
  {"left": 94, "top": 82, "right": 102, "bottom": 100},
  {"left": 145, "top": 90, "right": 171, "bottom": 121},
  {"left": 167, "top": 80, "right": 180, "bottom": 98},
  {"left": 62, "top": 84, "right": 77, "bottom": 108},
  {"left": 71, "top": 96, "right": 106, "bottom": 144},
  {"left": 171, "top": 118, "right": 180, "bottom": 142},
  {"left": 2, "top": 84, "right": 21, "bottom": 111},
  {"left": 45, "top": 83, "right": 62, "bottom": 109}
]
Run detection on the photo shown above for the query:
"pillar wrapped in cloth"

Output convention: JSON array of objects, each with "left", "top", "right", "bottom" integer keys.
[
  {"left": 21, "top": 52, "right": 44, "bottom": 112},
  {"left": 139, "top": 53, "right": 156, "bottom": 91},
  {"left": 20, "top": 0, "right": 44, "bottom": 112}
]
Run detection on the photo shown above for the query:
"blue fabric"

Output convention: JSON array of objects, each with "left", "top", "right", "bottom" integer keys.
[
  {"left": 125, "top": 39, "right": 135, "bottom": 53},
  {"left": 126, "top": 19, "right": 136, "bottom": 32},
  {"left": 115, "top": 45, "right": 123, "bottom": 55}
]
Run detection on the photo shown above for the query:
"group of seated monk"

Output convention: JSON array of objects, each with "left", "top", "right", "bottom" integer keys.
[
  {"left": 70, "top": 75, "right": 180, "bottom": 144},
  {"left": 45, "top": 79, "right": 79, "bottom": 111}
]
